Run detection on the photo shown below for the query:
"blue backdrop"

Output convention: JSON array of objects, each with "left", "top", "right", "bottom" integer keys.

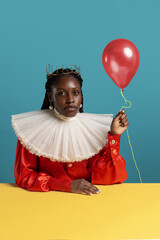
[{"left": 0, "top": 0, "right": 159, "bottom": 183}]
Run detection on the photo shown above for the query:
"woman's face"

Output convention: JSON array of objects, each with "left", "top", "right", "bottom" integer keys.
[{"left": 49, "top": 75, "right": 82, "bottom": 117}]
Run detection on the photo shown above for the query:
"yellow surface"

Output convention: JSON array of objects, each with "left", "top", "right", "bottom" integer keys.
[{"left": 1, "top": 183, "right": 160, "bottom": 240}]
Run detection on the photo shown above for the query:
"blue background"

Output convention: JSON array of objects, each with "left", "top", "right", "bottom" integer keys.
[{"left": 0, "top": 0, "right": 159, "bottom": 183}]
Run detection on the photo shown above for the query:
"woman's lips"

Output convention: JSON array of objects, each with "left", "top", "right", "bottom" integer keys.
[{"left": 64, "top": 107, "right": 77, "bottom": 111}]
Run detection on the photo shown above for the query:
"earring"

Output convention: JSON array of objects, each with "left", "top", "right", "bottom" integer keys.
[
  {"left": 80, "top": 104, "right": 82, "bottom": 108},
  {"left": 49, "top": 105, "right": 53, "bottom": 110}
]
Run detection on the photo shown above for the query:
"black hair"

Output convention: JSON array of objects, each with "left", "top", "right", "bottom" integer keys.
[{"left": 41, "top": 68, "right": 84, "bottom": 112}]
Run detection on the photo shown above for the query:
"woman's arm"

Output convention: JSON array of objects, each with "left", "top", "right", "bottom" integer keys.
[
  {"left": 88, "top": 109, "right": 129, "bottom": 185},
  {"left": 14, "top": 140, "right": 72, "bottom": 192},
  {"left": 88, "top": 132, "right": 127, "bottom": 185}
]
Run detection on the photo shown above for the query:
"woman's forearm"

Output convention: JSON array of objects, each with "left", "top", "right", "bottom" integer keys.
[
  {"left": 88, "top": 132, "right": 127, "bottom": 185},
  {"left": 15, "top": 140, "right": 72, "bottom": 192}
]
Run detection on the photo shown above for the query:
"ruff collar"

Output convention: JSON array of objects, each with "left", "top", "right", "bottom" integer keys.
[{"left": 11, "top": 109, "right": 113, "bottom": 162}]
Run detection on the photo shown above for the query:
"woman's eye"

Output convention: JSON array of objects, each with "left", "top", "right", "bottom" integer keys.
[
  {"left": 58, "top": 91, "right": 79, "bottom": 96},
  {"left": 58, "top": 92, "right": 66, "bottom": 96},
  {"left": 73, "top": 91, "right": 79, "bottom": 95}
]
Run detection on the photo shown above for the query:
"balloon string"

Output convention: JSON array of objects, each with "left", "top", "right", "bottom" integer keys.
[
  {"left": 120, "top": 89, "right": 142, "bottom": 183},
  {"left": 120, "top": 89, "right": 132, "bottom": 109}
]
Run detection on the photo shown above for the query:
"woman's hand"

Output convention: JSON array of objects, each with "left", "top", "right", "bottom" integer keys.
[
  {"left": 71, "top": 179, "right": 101, "bottom": 195},
  {"left": 110, "top": 109, "right": 129, "bottom": 135}
]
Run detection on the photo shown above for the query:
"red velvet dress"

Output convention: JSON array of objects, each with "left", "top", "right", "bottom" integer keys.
[{"left": 14, "top": 132, "right": 127, "bottom": 192}]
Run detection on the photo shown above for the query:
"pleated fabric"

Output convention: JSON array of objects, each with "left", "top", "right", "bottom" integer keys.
[{"left": 11, "top": 109, "right": 113, "bottom": 162}]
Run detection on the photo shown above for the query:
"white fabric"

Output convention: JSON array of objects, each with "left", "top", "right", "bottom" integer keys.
[{"left": 11, "top": 109, "right": 113, "bottom": 162}]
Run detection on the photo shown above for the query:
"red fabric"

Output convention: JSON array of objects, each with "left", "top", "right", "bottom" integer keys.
[{"left": 14, "top": 132, "right": 127, "bottom": 192}]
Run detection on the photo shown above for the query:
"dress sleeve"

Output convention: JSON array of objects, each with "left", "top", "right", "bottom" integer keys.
[
  {"left": 88, "top": 132, "right": 128, "bottom": 185},
  {"left": 14, "top": 139, "right": 72, "bottom": 192}
]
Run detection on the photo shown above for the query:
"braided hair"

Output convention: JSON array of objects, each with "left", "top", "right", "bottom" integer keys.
[{"left": 41, "top": 68, "right": 84, "bottom": 113}]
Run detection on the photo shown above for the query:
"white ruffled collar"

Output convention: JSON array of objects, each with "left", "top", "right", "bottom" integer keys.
[{"left": 11, "top": 109, "right": 113, "bottom": 162}]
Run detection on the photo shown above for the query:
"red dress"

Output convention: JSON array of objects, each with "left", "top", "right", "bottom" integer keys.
[{"left": 14, "top": 132, "right": 127, "bottom": 192}]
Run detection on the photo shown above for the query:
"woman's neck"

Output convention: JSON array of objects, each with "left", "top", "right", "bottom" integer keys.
[{"left": 53, "top": 108, "right": 74, "bottom": 121}]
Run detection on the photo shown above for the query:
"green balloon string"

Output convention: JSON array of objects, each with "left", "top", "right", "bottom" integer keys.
[{"left": 120, "top": 89, "right": 142, "bottom": 183}]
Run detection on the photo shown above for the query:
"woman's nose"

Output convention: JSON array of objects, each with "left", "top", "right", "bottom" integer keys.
[{"left": 66, "top": 93, "right": 74, "bottom": 103}]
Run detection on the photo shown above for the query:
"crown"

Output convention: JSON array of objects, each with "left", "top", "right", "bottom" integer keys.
[{"left": 46, "top": 64, "right": 81, "bottom": 76}]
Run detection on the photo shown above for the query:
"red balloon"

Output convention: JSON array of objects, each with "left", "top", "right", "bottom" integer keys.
[{"left": 102, "top": 39, "right": 140, "bottom": 89}]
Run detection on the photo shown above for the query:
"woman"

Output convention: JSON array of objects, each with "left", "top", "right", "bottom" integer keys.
[{"left": 12, "top": 66, "right": 129, "bottom": 195}]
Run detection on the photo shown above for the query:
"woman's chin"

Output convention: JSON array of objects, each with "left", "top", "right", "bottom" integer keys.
[{"left": 63, "top": 109, "right": 78, "bottom": 117}]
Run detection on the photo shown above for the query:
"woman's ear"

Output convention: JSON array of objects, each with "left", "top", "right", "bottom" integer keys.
[{"left": 47, "top": 92, "right": 52, "bottom": 104}]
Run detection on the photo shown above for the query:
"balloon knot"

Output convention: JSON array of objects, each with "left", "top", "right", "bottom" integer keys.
[{"left": 122, "top": 88, "right": 124, "bottom": 91}]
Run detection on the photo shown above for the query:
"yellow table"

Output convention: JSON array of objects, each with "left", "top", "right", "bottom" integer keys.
[{"left": 0, "top": 183, "right": 160, "bottom": 240}]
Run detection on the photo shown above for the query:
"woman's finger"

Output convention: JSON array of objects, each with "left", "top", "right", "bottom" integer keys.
[
  {"left": 79, "top": 179, "right": 101, "bottom": 194},
  {"left": 81, "top": 182, "right": 99, "bottom": 194},
  {"left": 114, "top": 109, "right": 124, "bottom": 120},
  {"left": 84, "top": 185, "right": 100, "bottom": 194},
  {"left": 82, "top": 179, "right": 98, "bottom": 189},
  {"left": 82, "top": 189, "right": 93, "bottom": 195},
  {"left": 84, "top": 181, "right": 100, "bottom": 192},
  {"left": 120, "top": 117, "right": 128, "bottom": 124},
  {"left": 119, "top": 121, "right": 129, "bottom": 127},
  {"left": 123, "top": 121, "right": 129, "bottom": 126},
  {"left": 119, "top": 113, "right": 127, "bottom": 121}
]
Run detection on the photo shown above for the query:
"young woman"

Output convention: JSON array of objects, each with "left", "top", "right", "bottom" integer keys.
[{"left": 12, "top": 66, "right": 129, "bottom": 195}]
